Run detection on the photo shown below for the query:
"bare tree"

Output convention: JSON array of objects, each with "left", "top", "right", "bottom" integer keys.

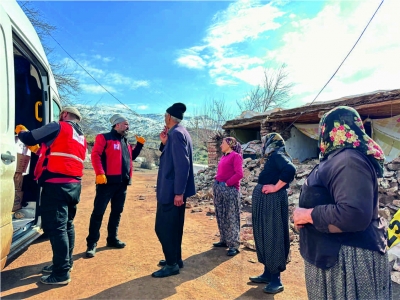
[
  {"left": 21, "top": 2, "right": 80, "bottom": 105},
  {"left": 186, "top": 98, "right": 236, "bottom": 163},
  {"left": 237, "top": 63, "right": 293, "bottom": 112}
]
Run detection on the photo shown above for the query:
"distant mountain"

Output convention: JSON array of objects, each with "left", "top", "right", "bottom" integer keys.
[{"left": 76, "top": 104, "right": 211, "bottom": 138}]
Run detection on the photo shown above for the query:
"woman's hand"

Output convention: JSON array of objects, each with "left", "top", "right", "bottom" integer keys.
[
  {"left": 262, "top": 184, "right": 276, "bottom": 194},
  {"left": 293, "top": 208, "right": 314, "bottom": 227}
]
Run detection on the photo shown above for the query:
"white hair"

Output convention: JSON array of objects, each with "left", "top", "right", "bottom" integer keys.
[{"left": 170, "top": 115, "right": 182, "bottom": 123}]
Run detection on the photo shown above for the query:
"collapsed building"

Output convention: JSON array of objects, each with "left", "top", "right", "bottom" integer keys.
[{"left": 190, "top": 89, "right": 400, "bottom": 283}]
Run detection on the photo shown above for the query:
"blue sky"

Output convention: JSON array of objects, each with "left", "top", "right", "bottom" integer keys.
[{"left": 26, "top": 0, "right": 400, "bottom": 117}]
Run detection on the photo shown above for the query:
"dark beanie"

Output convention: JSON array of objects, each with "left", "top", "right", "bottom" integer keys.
[{"left": 166, "top": 103, "right": 186, "bottom": 120}]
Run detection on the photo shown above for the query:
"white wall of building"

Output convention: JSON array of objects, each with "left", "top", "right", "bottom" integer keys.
[{"left": 286, "top": 127, "right": 319, "bottom": 162}]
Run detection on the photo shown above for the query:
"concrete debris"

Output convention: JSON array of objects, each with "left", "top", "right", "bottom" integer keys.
[
  {"left": 191, "top": 207, "right": 203, "bottom": 213},
  {"left": 243, "top": 240, "right": 256, "bottom": 251},
  {"left": 190, "top": 154, "right": 400, "bottom": 270}
]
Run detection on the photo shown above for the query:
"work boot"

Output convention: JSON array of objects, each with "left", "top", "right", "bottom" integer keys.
[
  {"left": 159, "top": 259, "right": 184, "bottom": 268},
  {"left": 106, "top": 239, "right": 126, "bottom": 248},
  {"left": 42, "top": 264, "right": 74, "bottom": 274},
  {"left": 86, "top": 244, "right": 97, "bottom": 258},
  {"left": 151, "top": 264, "right": 180, "bottom": 278},
  {"left": 40, "top": 275, "right": 71, "bottom": 285}
]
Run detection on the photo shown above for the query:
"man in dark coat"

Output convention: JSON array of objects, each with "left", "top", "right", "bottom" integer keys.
[{"left": 152, "top": 103, "right": 196, "bottom": 278}]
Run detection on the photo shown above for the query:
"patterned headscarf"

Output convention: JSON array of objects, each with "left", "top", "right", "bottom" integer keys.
[
  {"left": 319, "top": 106, "right": 385, "bottom": 177},
  {"left": 261, "top": 132, "right": 291, "bottom": 159},
  {"left": 224, "top": 137, "right": 242, "bottom": 155}
]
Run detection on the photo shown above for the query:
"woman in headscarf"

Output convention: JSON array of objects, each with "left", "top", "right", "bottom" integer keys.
[
  {"left": 212, "top": 137, "right": 244, "bottom": 256},
  {"left": 293, "top": 106, "right": 392, "bottom": 300},
  {"left": 249, "top": 133, "right": 296, "bottom": 294}
]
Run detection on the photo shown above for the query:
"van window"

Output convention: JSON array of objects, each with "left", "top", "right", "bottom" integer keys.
[
  {"left": 14, "top": 53, "right": 43, "bottom": 131},
  {"left": 52, "top": 99, "right": 61, "bottom": 121},
  {"left": 0, "top": 28, "right": 8, "bottom": 134}
]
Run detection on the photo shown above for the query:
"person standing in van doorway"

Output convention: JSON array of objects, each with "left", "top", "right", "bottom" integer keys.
[
  {"left": 152, "top": 103, "right": 196, "bottom": 278},
  {"left": 86, "top": 114, "right": 145, "bottom": 258},
  {"left": 15, "top": 107, "right": 87, "bottom": 285}
]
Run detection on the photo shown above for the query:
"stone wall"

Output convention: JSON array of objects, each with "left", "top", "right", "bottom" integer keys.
[{"left": 260, "top": 120, "right": 291, "bottom": 140}]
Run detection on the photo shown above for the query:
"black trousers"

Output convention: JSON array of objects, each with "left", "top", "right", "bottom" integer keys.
[
  {"left": 40, "top": 182, "right": 81, "bottom": 280},
  {"left": 86, "top": 183, "right": 127, "bottom": 246},
  {"left": 155, "top": 199, "right": 186, "bottom": 266}
]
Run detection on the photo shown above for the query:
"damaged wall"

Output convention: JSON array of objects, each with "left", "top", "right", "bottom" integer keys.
[{"left": 285, "top": 127, "right": 319, "bottom": 162}]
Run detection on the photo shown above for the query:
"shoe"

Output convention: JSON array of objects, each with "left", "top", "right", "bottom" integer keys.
[
  {"left": 263, "top": 283, "right": 284, "bottom": 294},
  {"left": 227, "top": 248, "right": 240, "bottom": 256},
  {"left": 263, "top": 272, "right": 284, "bottom": 294},
  {"left": 249, "top": 275, "right": 270, "bottom": 284},
  {"left": 106, "top": 239, "right": 126, "bottom": 248},
  {"left": 86, "top": 244, "right": 97, "bottom": 258},
  {"left": 42, "top": 265, "right": 73, "bottom": 274},
  {"left": 159, "top": 259, "right": 184, "bottom": 268},
  {"left": 213, "top": 241, "right": 227, "bottom": 247},
  {"left": 40, "top": 275, "right": 71, "bottom": 285},
  {"left": 151, "top": 264, "right": 180, "bottom": 278}
]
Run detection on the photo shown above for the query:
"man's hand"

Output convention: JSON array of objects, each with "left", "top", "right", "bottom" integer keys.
[
  {"left": 95, "top": 174, "right": 107, "bottom": 184},
  {"left": 174, "top": 194, "right": 184, "bottom": 207},
  {"left": 15, "top": 125, "right": 28, "bottom": 135},
  {"left": 135, "top": 135, "right": 146, "bottom": 145},
  {"left": 28, "top": 144, "right": 40, "bottom": 154},
  {"left": 159, "top": 126, "right": 168, "bottom": 145}
]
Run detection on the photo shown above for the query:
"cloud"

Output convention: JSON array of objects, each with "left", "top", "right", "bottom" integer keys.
[
  {"left": 81, "top": 84, "right": 117, "bottom": 94},
  {"left": 136, "top": 105, "right": 149, "bottom": 110},
  {"left": 93, "top": 54, "right": 114, "bottom": 63},
  {"left": 130, "top": 80, "right": 150, "bottom": 89},
  {"left": 205, "top": 0, "right": 283, "bottom": 48},
  {"left": 176, "top": 0, "right": 285, "bottom": 87},
  {"left": 268, "top": 0, "right": 400, "bottom": 104},
  {"left": 176, "top": 0, "right": 400, "bottom": 105},
  {"left": 176, "top": 54, "right": 207, "bottom": 69},
  {"left": 215, "top": 77, "right": 238, "bottom": 86},
  {"left": 60, "top": 57, "right": 150, "bottom": 95}
]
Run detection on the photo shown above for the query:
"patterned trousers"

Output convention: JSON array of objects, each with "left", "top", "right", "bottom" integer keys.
[{"left": 212, "top": 181, "right": 240, "bottom": 249}]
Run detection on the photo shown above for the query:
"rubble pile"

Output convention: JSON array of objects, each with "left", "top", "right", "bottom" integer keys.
[
  {"left": 241, "top": 140, "right": 263, "bottom": 156},
  {"left": 190, "top": 156, "right": 400, "bottom": 251}
]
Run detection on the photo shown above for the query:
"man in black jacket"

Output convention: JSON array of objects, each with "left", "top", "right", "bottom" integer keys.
[{"left": 86, "top": 114, "right": 145, "bottom": 258}]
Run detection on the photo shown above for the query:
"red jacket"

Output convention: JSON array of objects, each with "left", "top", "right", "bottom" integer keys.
[
  {"left": 35, "top": 121, "right": 87, "bottom": 183},
  {"left": 91, "top": 129, "right": 143, "bottom": 184}
]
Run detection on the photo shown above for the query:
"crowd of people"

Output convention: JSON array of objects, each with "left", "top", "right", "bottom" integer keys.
[{"left": 16, "top": 104, "right": 393, "bottom": 299}]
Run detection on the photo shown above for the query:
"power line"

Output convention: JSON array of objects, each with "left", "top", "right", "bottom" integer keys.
[
  {"left": 47, "top": 33, "right": 141, "bottom": 116},
  {"left": 281, "top": 0, "right": 385, "bottom": 133}
]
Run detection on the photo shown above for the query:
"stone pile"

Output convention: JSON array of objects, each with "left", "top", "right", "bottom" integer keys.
[{"left": 190, "top": 155, "right": 400, "bottom": 251}]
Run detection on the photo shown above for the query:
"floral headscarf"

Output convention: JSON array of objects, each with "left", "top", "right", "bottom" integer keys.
[
  {"left": 261, "top": 132, "right": 291, "bottom": 159},
  {"left": 319, "top": 106, "right": 385, "bottom": 177},
  {"left": 224, "top": 137, "right": 242, "bottom": 155}
]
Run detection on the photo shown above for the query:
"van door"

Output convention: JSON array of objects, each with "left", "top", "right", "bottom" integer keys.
[{"left": 0, "top": 5, "right": 16, "bottom": 269}]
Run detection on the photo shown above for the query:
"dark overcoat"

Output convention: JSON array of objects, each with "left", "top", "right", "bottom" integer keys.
[{"left": 156, "top": 124, "right": 196, "bottom": 204}]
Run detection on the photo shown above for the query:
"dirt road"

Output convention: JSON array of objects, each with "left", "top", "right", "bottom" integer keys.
[{"left": 1, "top": 168, "right": 311, "bottom": 299}]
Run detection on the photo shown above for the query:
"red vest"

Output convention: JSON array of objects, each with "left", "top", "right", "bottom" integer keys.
[{"left": 34, "top": 122, "right": 87, "bottom": 180}]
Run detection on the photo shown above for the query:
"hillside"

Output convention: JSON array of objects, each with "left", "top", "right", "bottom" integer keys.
[{"left": 77, "top": 104, "right": 211, "bottom": 164}]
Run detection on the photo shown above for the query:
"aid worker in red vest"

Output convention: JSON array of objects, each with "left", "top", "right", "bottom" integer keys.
[
  {"left": 16, "top": 106, "right": 87, "bottom": 286},
  {"left": 85, "top": 114, "right": 145, "bottom": 258}
]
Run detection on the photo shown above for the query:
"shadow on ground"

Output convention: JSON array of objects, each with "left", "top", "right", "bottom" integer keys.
[
  {"left": 83, "top": 248, "right": 235, "bottom": 299},
  {"left": 0, "top": 246, "right": 109, "bottom": 299}
]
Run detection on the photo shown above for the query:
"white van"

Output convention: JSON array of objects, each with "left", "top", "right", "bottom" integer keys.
[{"left": 0, "top": 0, "right": 62, "bottom": 270}]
